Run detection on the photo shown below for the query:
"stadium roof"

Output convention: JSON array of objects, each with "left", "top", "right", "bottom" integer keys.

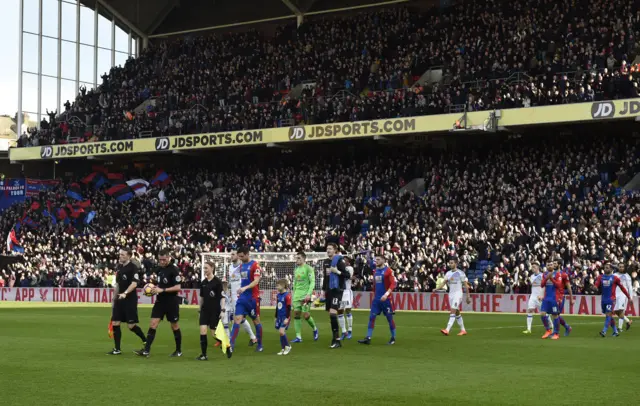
[{"left": 86, "top": 0, "right": 412, "bottom": 38}]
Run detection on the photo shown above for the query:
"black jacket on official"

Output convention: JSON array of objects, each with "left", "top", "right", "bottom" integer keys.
[
  {"left": 155, "top": 264, "right": 181, "bottom": 299},
  {"left": 200, "top": 276, "right": 224, "bottom": 311},
  {"left": 116, "top": 262, "right": 140, "bottom": 301},
  {"left": 322, "top": 256, "right": 348, "bottom": 291}
]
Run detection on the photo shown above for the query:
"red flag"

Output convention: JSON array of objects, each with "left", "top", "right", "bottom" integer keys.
[
  {"left": 66, "top": 204, "right": 85, "bottom": 218},
  {"left": 92, "top": 165, "right": 109, "bottom": 174},
  {"left": 107, "top": 173, "right": 124, "bottom": 180},
  {"left": 81, "top": 172, "right": 98, "bottom": 184},
  {"left": 105, "top": 184, "right": 128, "bottom": 196},
  {"left": 76, "top": 200, "right": 92, "bottom": 209},
  {"left": 108, "top": 320, "right": 114, "bottom": 339}
]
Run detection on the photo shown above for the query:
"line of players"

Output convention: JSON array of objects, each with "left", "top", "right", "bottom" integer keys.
[
  {"left": 435, "top": 255, "right": 636, "bottom": 339},
  {"left": 107, "top": 245, "right": 633, "bottom": 359},
  {"left": 107, "top": 243, "right": 398, "bottom": 358},
  {"left": 521, "top": 257, "right": 634, "bottom": 338}
]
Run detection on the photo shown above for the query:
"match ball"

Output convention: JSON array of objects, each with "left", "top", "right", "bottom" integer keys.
[{"left": 143, "top": 283, "right": 155, "bottom": 297}]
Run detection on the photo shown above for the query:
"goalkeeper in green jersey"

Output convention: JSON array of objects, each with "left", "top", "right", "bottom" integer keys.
[{"left": 290, "top": 251, "right": 319, "bottom": 343}]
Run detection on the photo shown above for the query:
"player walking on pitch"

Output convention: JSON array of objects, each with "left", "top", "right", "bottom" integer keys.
[
  {"left": 522, "top": 261, "right": 550, "bottom": 334},
  {"left": 135, "top": 248, "right": 183, "bottom": 357},
  {"left": 196, "top": 262, "right": 231, "bottom": 360},
  {"left": 274, "top": 279, "right": 292, "bottom": 355},
  {"left": 322, "top": 243, "right": 349, "bottom": 349},
  {"left": 290, "top": 251, "right": 319, "bottom": 343},
  {"left": 595, "top": 263, "right": 631, "bottom": 337},
  {"left": 229, "top": 246, "right": 264, "bottom": 353},
  {"left": 107, "top": 248, "right": 147, "bottom": 355},
  {"left": 224, "top": 250, "right": 258, "bottom": 345},
  {"left": 358, "top": 254, "right": 397, "bottom": 345},
  {"left": 339, "top": 257, "right": 355, "bottom": 340},
  {"left": 539, "top": 259, "right": 573, "bottom": 340},
  {"left": 438, "top": 256, "right": 470, "bottom": 336},
  {"left": 614, "top": 263, "right": 633, "bottom": 331}
]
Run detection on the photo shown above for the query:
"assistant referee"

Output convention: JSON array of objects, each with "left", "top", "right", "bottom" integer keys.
[
  {"left": 107, "top": 247, "right": 147, "bottom": 355},
  {"left": 197, "top": 262, "right": 230, "bottom": 360}
]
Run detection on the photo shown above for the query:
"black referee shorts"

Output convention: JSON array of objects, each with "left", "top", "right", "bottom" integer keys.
[
  {"left": 199, "top": 306, "right": 222, "bottom": 329},
  {"left": 151, "top": 297, "right": 180, "bottom": 323},
  {"left": 112, "top": 300, "right": 139, "bottom": 324},
  {"left": 325, "top": 289, "right": 343, "bottom": 312}
]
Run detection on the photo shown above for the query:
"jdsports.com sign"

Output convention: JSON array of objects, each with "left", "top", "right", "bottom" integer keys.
[{"left": 2, "top": 288, "right": 639, "bottom": 316}]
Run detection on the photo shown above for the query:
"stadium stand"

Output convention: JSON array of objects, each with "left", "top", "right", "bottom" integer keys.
[
  {"left": 2, "top": 132, "right": 640, "bottom": 296},
  {"left": 16, "top": 0, "right": 640, "bottom": 147}
]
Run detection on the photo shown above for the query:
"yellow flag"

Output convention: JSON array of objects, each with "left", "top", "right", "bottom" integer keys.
[{"left": 215, "top": 320, "right": 230, "bottom": 354}]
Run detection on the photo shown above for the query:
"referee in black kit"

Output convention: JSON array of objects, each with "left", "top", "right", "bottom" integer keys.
[
  {"left": 107, "top": 247, "right": 147, "bottom": 355},
  {"left": 135, "top": 248, "right": 183, "bottom": 358},
  {"left": 196, "top": 261, "right": 230, "bottom": 360}
]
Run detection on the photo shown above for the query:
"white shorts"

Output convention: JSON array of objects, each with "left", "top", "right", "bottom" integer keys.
[
  {"left": 224, "top": 300, "right": 236, "bottom": 324},
  {"left": 341, "top": 290, "right": 353, "bottom": 310},
  {"left": 614, "top": 296, "right": 628, "bottom": 312},
  {"left": 527, "top": 295, "right": 541, "bottom": 311},
  {"left": 449, "top": 292, "right": 463, "bottom": 310}
]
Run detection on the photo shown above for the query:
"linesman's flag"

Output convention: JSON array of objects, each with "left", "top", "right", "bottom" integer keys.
[{"left": 214, "top": 320, "right": 231, "bottom": 355}]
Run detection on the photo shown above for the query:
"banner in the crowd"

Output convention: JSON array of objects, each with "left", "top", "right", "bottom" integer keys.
[
  {"left": 1, "top": 288, "right": 639, "bottom": 316},
  {"left": 286, "top": 98, "right": 640, "bottom": 143},
  {"left": 590, "top": 99, "right": 640, "bottom": 119},
  {"left": 0, "top": 178, "right": 26, "bottom": 212},
  {"left": 287, "top": 118, "right": 419, "bottom": 141},
  {"left": 9, "top": 98, "right": 640, "bottom": 161},
  {"left": 26, "top": 179, "right": 60, "bottom": 197},
  {"left": 9, "top": 129, "right": 271, "bottom": 161}
]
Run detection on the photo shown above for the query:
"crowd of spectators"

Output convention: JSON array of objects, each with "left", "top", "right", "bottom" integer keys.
[
  {"left": 3, "top": 133, "right": 640, "bottom": 297},
  {"left": 17, "top": 0, "right": 640, "bottom": 147}
]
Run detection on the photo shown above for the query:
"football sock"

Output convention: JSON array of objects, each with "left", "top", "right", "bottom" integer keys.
[
  {"left": 306, "top": 315, "right": 317, "bottom": 330},
  {"left": 242, "top": 319, "right": 256, "bottom": 340},
  {"left": 255, "top": 324, "right": 263, "bottom": 346},
  {"left": 280, "top": 334, "right": 289, "bottom": 349},
  {"left": 367, "top": 315, "right": 376, "bottom": 338},
  {"left": 346, "top": 313, "right": 353, "bottom": 332},
  {"left": 294, "top": 316, "right": 302, "bottom": 338},
  {"left": 173, "top": 329, "right": 182, "bottom": 352},
  {"left": 144, "top": 328, "right": 156, "bottom": 352},
  {"left": 446, "top": 314, "right": 455, "bottom": 331},
  {"left": 603, "top": 315, "right": 611, "bottom": 333},
  {"left": 330, "top": 314, "right": 339, "bottom": 339},
  {"left": 113, "top": 325, "right": 122, "bottom": 351},
  {"left": 541, "top": 315, "right": 550, "bottom": 330},
  {"left": 552, "top": 318, "right": 559, "bottom": 334},
  {"left": 456, "top": 315, "right": 465, "bottom": 331},
  {"left": 200, "top": 334, "right": 207, "bottom": 356},
  {"left": 558, "top": 316, "right": 568, "bottom": 329},
  {"left": 618, "top": 317, "right": 624, "bottom": 330},
  {"left": 223, "top": 323, "right": 230, "bottom": 339},
  {"left": 130, "top": 325, "right": 146, "bottom": 342},
  {"left": 338, "top": 314, "right": 346, "bottom": 333},
  {"left": 386, "top": 313, "right": 396, "bottom": 338},
  {"left": 526, "top": 314, "right": 533, "bottom": 331},
  {"left": 230, "top": 323, "right": 240, "bottom": 348}
]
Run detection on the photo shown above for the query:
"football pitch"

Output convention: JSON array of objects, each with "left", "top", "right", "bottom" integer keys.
[{"left": 1, "top": 303, "right": 638, "bottom": 406}]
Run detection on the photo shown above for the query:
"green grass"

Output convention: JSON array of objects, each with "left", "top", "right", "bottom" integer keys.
[{"left": 1, "top": 303, "right": 638, "bottom": 406}]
